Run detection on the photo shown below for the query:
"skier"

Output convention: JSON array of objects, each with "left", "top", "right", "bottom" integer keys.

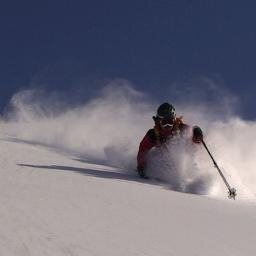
[{"left": 137, "top": 102, "right": 203, "bottom": 178}]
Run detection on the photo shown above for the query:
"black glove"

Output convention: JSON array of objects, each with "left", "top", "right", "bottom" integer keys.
[
  {"left": 137, "top": 165, "right": 148, "bottom": 179},
  {"left": 192, "top": 126, "right": 203, "bottom": 143}
]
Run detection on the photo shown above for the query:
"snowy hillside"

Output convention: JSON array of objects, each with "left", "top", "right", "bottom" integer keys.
[
  {"left": 0, "top": 136, "right": 256, "bottom": 256},
  {"left": 0, "top": 84, "right": 256, "bottom": 255}
]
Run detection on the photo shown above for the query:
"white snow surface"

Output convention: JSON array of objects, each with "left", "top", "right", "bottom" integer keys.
[
  {"left": 0, "top": 136, "right": 256, "bottom": 256},
  {"left": 0, "top": 83, "right": 256, "bottom": 255}
]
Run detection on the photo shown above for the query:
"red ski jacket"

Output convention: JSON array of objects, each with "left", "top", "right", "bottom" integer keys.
[{"left": 137, "top": 117, "right": 190, "bottom": 169}]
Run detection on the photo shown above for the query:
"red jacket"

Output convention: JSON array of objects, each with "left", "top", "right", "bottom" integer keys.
[{"left": 137, "top": 117, "right": 190, "bottom": 169}]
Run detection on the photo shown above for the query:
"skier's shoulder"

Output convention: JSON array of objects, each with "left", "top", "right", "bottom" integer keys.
[
  {"left": 175, "top": 116, "right": 189, "bottom": 130},
  {"left": 146, "top": 128, "right": 158, "bottom": 143},
  {"left": 146, "top": 128, "right": 156, "bottom": 139}
]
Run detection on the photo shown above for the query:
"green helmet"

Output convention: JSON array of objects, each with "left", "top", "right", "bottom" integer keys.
[{"left": 156, "top": 102, "right": 175, "bottom": 119}]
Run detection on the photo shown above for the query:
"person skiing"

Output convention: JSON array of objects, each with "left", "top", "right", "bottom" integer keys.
[{"left": 137, "top": 102, "right": 203, "bottom": 178}]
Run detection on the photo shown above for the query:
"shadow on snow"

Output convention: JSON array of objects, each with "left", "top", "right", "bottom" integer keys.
[{"left": 17, "top": 163, "right": 166, "bottom": 188}]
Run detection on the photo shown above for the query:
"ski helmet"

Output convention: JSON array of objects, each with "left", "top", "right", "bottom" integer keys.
[{"left": 156, "top": 102, "right": 175, "bottom": 119}]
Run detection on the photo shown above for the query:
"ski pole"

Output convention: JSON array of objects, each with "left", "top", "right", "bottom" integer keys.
[{"left": 201, "top": 139, "right": 237, "bottom": 200}]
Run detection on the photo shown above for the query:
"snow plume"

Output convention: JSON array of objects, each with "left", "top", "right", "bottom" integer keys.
[
  {"left": 1, "top": 80, "right": 154, "bottom": 170},
  {"left": 0, "top": 78, "right": 256, "bottom": 200},
  {"left": 167, "top": 77, "right": 256, "bottom": 200}
]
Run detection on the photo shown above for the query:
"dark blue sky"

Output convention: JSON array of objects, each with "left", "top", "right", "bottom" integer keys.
[{"left": 0, "top": 1, "right": 256, "bottom": 119}]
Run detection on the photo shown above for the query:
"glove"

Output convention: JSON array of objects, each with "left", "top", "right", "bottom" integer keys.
[
  {"left": 137, "top": 165, "right": 148, "bottom": 179},
  {"left": 192, "top": 126, "right": 203, "bottom": 143}
]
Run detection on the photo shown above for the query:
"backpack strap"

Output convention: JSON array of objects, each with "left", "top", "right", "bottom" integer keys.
[{"left": 154, "top": 126, "right": 161, "bottom": 146}]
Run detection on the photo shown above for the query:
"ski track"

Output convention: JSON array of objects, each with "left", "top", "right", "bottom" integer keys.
[{"left": 0, "top": 137, "right": 256, "bottom": 256}]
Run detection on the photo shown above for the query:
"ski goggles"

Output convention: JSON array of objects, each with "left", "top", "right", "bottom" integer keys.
[{"left": 159, "top": 118, "right": 175, "bottom": 128}]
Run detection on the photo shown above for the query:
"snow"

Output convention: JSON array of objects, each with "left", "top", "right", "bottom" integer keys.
[
  {"left": 0, "top": 83, "right": 256, "bottom": 255},
  {"left": 0, "top": 137, "right": 256, "bottom": 256}
]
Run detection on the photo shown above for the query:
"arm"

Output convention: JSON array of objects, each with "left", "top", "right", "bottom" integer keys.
[
  {"left": 178, "top": 118, "right": 203, "bottom": 143},
  {"left": 137, "top": 132, "right": 156, "bottom": 169}
]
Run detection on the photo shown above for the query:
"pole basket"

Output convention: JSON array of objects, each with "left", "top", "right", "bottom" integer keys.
[{"left": 228, "top": 188, "right": 237, "bottom": 200}]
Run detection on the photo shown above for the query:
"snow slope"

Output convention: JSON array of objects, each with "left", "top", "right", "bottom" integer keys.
[{"left": 0, "top": 136, "right": 256, "bottom": 256}]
